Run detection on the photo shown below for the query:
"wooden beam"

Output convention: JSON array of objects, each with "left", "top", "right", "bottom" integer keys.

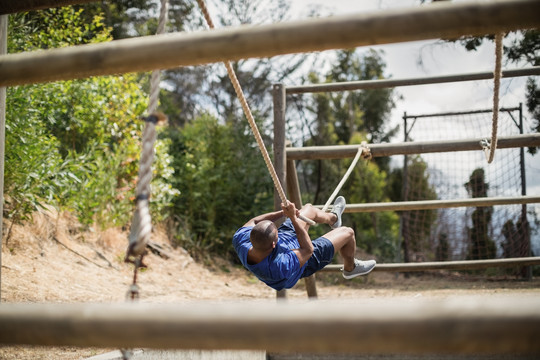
[
  {"left": 286, "top": 67, "right": 540, "bottom": 94},
  {"left": 273, "top": 83, "right": 287, "bottom": 213},
  {"left": 320, "top": 256, "right": 540, "bottom": 273},
  {"left": 0, "top": 0, "right": 539, "bottom": 86},
  {"left": 286, "top": 156, "right": 318, "bottom": 299},
  {"left": 286, "top": 134, "right": 540, "bottom": 160},
  {"left": 273, "top": 83, "right": 287, "bottom": 300},
  {"left": 0, "top": 15, "right": 6, "bottom": 303},
  {"left": 316, "top": 195, "right": 540, "bottom": 213},
  {"left": 0, "top": 299, "right": 539, "bottom": 354},
  {"left": 0, "top": 0, "right": 96, "bottom": 15}
]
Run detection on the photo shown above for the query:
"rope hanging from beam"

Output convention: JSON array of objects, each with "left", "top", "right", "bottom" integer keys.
[
  {"left": 125, "top": 0, "right": 168, "bottom": 268},
  {"left": 124, "top": 0, "right": 168, "bottom": 293},
  {"left": 321, "top": 142, "right": 372, "bottom": 213},
  {"left": 123, "top": 0, "right": 169, "bottom": 357},
  {"left": 482, "top": 32, "right": 504, "bottom": 163},
  {"left": 196, "top": 0, "right": 315, "bottom": 225}
]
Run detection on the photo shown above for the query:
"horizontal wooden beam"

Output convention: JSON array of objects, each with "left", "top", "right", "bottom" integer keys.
[
  {"left": 0, "top": 299, "right": 539, "bottom": 354},
  {"left": 286, "top": 134, "right": 540, "bottom": 160},
  {"left": 286, "top": 67, "right": 540, "bottom": 94},
  {"left": 316, "top": 195, "right": 540, "bottom": 213},
  {"left": 0, "top": 0, "right": 96, "bottom": 15},
  {"left": 1, "top": 0, "right": 539, "bottom": 86},
  {"left": 321, "top": 257, "right": 540, "bottom": 273}
]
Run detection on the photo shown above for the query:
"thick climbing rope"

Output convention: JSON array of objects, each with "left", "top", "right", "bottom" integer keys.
[
  {"left": 126, "top": 0, "right": 169, "bottom": 265},
  {"left": 122, "top": 2, "right": 168, "bottom": 359},
  {"left": 322, "top": 142, "right": 371, "bottom": 213},
  {"left": 196, "top": 0, "right": 315, "bottom": 225},
  {"left": 483, "top": 32, "right": 504, "bottom": 164}
]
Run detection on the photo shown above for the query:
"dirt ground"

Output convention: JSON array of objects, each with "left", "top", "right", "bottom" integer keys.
[{"left": 1, "top": 208, "right": 540, "bottom": 359}]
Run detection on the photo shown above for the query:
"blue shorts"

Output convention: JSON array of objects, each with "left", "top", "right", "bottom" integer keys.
[{"left": 278, "top": 219, "right": 335, "bottom": 278}]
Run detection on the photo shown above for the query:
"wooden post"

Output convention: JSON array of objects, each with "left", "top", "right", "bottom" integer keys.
[
  {"left": 518, "top": 103, "right": 532, "bottom": 280},
  {"left": 273, "top": 84, "right": 286, "bottom": 212},
  {"left": 272, "top": 83, "right": 287, "bottom": 300},
  {"left": 286, "top": 156, "right": 318, "bottom": 299},
  {"left": 0, "top": 14, "right": 8, "bottom": 303}
]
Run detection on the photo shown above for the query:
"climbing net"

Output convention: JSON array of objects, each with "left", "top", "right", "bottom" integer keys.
[{"left": 401, "top": 107, "right": 530, "bottom": 264}]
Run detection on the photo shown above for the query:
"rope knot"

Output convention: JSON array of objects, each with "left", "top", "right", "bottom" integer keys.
[
  {"left": 143, "top": 112, "right": 168, "bottom": 125},
  {"left": 360, "top": 141, "right": 372, "bottom": 160},
  {"left": 480, "top": 139, "right": 492, "bottom": 162}
]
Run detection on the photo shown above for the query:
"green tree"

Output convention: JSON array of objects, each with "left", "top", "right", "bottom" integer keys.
[
  {"left": 166, "top": 114, "right": 273, "bottom": 257},
  {"left": 158, "top": 0, "right": 308, "bottom": 126},
  {"left": 387, "top": 156, "right": 438, "bottom": 262},
  {"left": 436, "top": 233, "right": 450, "bottom": 261},
  {"left": 299, "top": 49, "right": 400, "bottom": 261},
  {"left": 346, "top": 156, "right": 400, "bottom": 262},
  {"left": 464, "top": 168, "right": 496, "bottom": 259},
  {"left": 6, "top": 7, "right": 177, "bottom": 228},
  {"left": 78, "top": 0, "right": 195, "bottom": 40}
]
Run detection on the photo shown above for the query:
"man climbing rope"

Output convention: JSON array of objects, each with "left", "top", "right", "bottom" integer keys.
[{"left": 232, "top": 196, "right": 376, "bottom": 291}]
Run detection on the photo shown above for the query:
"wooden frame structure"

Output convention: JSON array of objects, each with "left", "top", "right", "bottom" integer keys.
[
  {"left": 0, "top": 0, "right": 539, "bottom": 353},
  {"left": 273, "top": 68, "right": 540, "bottom": 297}
]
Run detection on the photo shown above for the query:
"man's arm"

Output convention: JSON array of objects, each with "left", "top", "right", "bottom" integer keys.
[
  {"left": 281, "top": 201, "right": 313, "bottom": 267},
  {"left": 242, "top": 209, "right": 284, "bottom": 227}
]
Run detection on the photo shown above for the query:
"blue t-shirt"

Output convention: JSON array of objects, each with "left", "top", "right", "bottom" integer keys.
[{"left": 232, "top": 222, "right": 306, "bottom": 291}]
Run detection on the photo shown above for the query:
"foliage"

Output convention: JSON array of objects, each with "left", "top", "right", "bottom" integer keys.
[
  {"left": 464, "top": 168, "right": 496, "bottom": 260},
  {"left": 346, "top": 159, "right": 401, "bottom": 262},
  {"left": 78, "top": 0, "right": 195, "bottom": 39},
  {"left": 387, "top": 156, "right": 438, "bottom": 261},
  {"left": 5, "top": 7, "right": 176, "bottom": 228},
  {"left": 166, "top": 114, "right": 273, "bottom": 257},
  {"left": 8, "top": 8, "right": 110, "bottom": 53},
  {"left": 303, "top": 49, "right": 397, "bottom": 176},
  {"left": 3, "top": 88, "right": 65, "bottom": 223},
  {"left": 160, "top": 0, "right": 308, "bottom": 127},
  {"left": 300, "top": 49, "right": 400, "bottom": 262},
  {"left": 525, "top": 77, "right": 539, "bottom": 154}
]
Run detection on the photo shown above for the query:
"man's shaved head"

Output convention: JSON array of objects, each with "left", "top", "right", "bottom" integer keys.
[{"left": 250, "top": 220, "right": 277, "bottom": 251}]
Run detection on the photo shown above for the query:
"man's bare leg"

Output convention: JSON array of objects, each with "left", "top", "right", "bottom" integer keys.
[
  {"left": 322, "top": 227, "right": 357, "bottom": 272},
  {"left": 298, "top": 199, "right": 375, "bottom": 277},
  {"left": 297, "top": 204, "right": 337, "bottom": 230}
]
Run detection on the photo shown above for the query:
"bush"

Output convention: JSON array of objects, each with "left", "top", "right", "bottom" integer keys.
[
  {"left": 166, "top": 114, "right": 274, "bottom": 257},
  {"left": 5, "top": 7, "right": 177, "bottom": 229}
]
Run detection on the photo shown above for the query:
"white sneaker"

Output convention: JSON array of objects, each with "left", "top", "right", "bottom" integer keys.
[
  {"left": 342, "top": 259, "right": 376, "bottom": 279},
  {"left": 331, "top": 196, "right": 346, "bottom": 229}
]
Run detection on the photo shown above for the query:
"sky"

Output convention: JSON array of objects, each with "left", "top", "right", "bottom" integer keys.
[{"left": 284, "top": 0, "right": 540, "bottom": 252}]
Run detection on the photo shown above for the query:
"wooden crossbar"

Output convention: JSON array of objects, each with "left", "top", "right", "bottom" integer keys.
[
  {"left": 320, "top": 256, "right": 540, "bottom": 273},
  {"left": 0, "top": 0, "right": 539, "bottom": 86},
  {"left": 286, "top": 67, "right": 540, "bottom": 94},
  {"left": 0, "top": 299, "right": 539, "bottom": 354},
  {"left": 315, "top": 195, "right": 540, "bottom": 213},
  {"left": 286, "top": 134, "right": 540, "bottom": 160}
]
